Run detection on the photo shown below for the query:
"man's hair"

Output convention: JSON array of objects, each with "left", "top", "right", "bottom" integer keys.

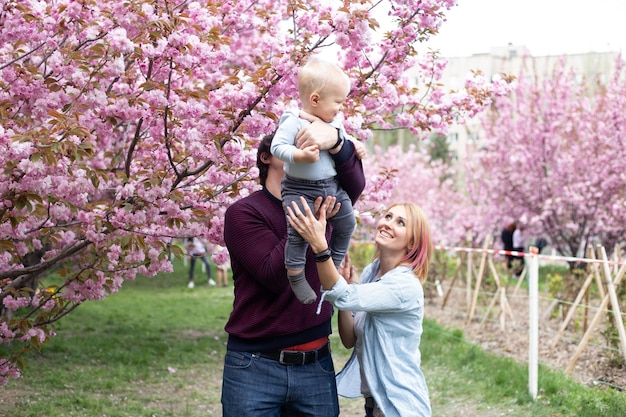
[{"left": 256, "top": 133, "right": 274, "bottom": 186}]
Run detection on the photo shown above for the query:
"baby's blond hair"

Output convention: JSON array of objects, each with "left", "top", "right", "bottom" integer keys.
[{"left": 297, "top": 57, "right": 349, "bottom": 100}]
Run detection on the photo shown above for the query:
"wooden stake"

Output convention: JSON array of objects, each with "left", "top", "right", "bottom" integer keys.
[
  {"left": 512, "top": 264, "right": 527, "bottom": 296},
  {"left": 613, "top": 245, "right": 622, "bottom": 276},
  {"left": 599, "top": 246, "right": 626, "bottom": 362},
  {"left": 442, "top": 255, "right": 462, "bottom": 309},
  {"left": 466, "top": 250, "right": 473, "bottom": 314},
  {"left": 499, "top": 287, "right": 506, "bottom": 330},
  {"left": 480, "top": 288, "right": 499, "bottom": 325},
  {"left": 594, "top": 253, "right": 606, "bottom": 301},
  {"left": 566, "top": 262, "right": 626, "bottom": 373},
  {"left": 483, "top": 256, "right": 515, "bottom": 328},
  {"left": 467, "top": 236, "right": 491, "bottom": 323},
  {"left": 551, "top": 266, "right": 596, "bottom": 348},
  {"left": 541, "top": 299, "right": 559, "bottom": 322}
]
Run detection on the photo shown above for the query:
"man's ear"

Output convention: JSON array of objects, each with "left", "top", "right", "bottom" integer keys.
[{"left": 260, "top": 152, "right": 272, "bottom": 163}]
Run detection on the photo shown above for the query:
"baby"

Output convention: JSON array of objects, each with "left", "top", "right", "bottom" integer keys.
[{"left": 271, "top": 57, "right": 366, "bottom": 304}]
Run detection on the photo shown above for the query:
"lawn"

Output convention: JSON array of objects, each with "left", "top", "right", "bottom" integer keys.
[{"left": 2, "top": 260, "right": 625, "bottom": 417}]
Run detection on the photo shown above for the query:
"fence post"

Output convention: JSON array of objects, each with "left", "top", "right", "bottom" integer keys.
[{"left": 528, "top": 246, "right": 539, "bottom": 400}]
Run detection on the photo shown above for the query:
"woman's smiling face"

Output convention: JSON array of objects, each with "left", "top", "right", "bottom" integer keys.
[{"left": 375, "top": 205, "right": 410, "bottom": 253}]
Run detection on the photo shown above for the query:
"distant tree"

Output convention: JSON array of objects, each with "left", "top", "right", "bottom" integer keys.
[
  {"left": 428, "top": 133, "right": 454, "bottom": 165},
  {"left": 467, "top": 55, "right": 626, "bottom": 259},
  {"left": 357, "top": 144, "right": 466, "bottom": 247},
  {"left": 0, "top": 0, "right": 510, "bottom": 383}
]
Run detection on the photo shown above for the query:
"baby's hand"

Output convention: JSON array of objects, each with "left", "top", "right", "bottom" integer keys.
[
  {"left": 353, "top": 140, "right": 367, "bottom": 160},
  {"left": 295, "top": 145, "right": 320, "bottom": 163}
]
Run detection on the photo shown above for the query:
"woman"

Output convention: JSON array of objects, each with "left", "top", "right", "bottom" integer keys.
[{"left": 287, "top": 197, "right": 433, "bottom": 417}]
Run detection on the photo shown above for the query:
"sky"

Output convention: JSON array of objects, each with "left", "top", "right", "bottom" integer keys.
[{"left": 426, "top": 0, "right": 625, "bottom": 57}]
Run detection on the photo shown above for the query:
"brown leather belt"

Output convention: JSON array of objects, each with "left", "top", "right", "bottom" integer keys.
[{"left": 260, "top": 342, "right": 330, "bottom": 365}]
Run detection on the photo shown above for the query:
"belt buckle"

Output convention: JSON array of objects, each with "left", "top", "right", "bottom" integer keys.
[{"left": 279, "top": 350, "right": 306, "bottom": 365}]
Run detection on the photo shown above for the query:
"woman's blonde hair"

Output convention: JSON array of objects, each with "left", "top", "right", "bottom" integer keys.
[{"left": 374, "top": 202, "right": 433, "bottom": 282}]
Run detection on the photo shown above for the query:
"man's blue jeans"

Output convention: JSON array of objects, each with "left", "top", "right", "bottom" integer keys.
[{"left": 221, "top": 350, "right": 339, "bottom": 417}]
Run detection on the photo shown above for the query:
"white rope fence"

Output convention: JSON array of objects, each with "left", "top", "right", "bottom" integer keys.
[
  {"left": 435, "top": 244, "right": 626, "bottom": 266},
  {"left": 432, "top": 243, "right": 626, "bottom": 400}
]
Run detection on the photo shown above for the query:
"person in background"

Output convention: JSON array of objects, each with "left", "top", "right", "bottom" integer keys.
[
  {"left": 512, "top": 224, "right": 526, "bottom": 276},
  {"left": 220, "top": 115, "right": 365, "bottom": 416},
  {"left": 500, "top": 222, "right": 516, "bottom": 270},
  {"left": 271, "top": 57, "right": 367, "bottom": 304},
  {"left": 214, "top": 245, "right": 230, "bottom": 287},
  {"left": 287, "top": 199, "right": 433, "bottom": 417},
  {"left": 535, "top": 236, "right": 548, "bottom": 254},
  {"left": 185, "top": 237, "right": 216, "bottom": 289}
]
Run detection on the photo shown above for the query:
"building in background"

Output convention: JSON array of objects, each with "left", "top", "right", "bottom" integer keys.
[{"left": 424, "top": 44, "right": 619, "bottom": 160}]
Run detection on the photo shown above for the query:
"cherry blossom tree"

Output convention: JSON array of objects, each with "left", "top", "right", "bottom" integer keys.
[
  {"left": 467, "top": 55, "right": 626, "bottom": 259},
  {"left": 356, "top": 143, "right": 467, "bottom": 246},
  {"left": 0, "top": 0, "right": 510, "bottom": 383}
]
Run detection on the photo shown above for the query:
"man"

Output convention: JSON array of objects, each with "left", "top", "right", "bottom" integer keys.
[{"left": 221, "top": 114, "right": 365, "bottom": 416}]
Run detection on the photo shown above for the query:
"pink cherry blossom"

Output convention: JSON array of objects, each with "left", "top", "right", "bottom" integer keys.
[{"left": 0, "top": 0, "right": 514, "bottom": 384}]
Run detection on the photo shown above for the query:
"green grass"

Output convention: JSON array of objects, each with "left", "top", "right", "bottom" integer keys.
[
  {"left": 2, "top": 260, "right": 625, "bottom": 417},
  {"left": 422, "top": 323, "right": 626, "bottom": 416}
]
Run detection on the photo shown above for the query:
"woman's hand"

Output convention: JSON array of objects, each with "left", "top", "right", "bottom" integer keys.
[{"left": 287, "top": 196, "right": 334, "bottom": 254}]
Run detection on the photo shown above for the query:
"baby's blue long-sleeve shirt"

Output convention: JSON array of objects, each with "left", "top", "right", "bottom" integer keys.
[{"left": 270, "top": 109, "right": 347, "bottom": 180}]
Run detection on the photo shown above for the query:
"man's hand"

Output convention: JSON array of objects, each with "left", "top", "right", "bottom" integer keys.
[{"left": 296, "top": 111, "right": 339, "bottom": 151}]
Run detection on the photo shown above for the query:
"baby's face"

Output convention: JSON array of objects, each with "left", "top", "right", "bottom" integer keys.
[{"left": 314, "top": 78, "right": 349, "bottom": 123}]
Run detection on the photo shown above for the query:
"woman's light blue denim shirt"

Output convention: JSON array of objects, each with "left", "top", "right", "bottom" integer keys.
[{"left": 320, "top": 259, "right": 431, "bottom": 417}]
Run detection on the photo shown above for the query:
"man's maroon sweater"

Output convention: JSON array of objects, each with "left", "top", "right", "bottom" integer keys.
[{"left": 224, "top": 141, "right": 365, "bottom": 351}]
